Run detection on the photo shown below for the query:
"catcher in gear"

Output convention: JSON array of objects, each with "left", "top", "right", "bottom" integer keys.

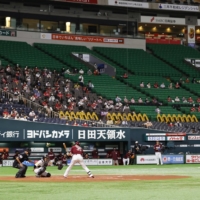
[{"left": 34, "top": 155, "right": 51, "bottom": 177}]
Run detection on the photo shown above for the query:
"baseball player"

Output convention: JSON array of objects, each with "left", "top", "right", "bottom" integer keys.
[
  {"left": 13, "top": 148, "right": 32, "bottom": 178},
  {"left": 48, "top": 148, "right": 55, "bottom": 166},
  {"left": 63, "top": 141, "right": 94, "bottom": 178},
  {"left": 154, "top": 141, "right": 163, "bottom": 165},
  {"left": 123, "top": 150, "right": 131, "bottom": 165},
  {"left": 111, "top": 148, "right": 119, "bottom": 165},
  {"left": 34, "top": 155, "right": 51, "bottom": 177}
]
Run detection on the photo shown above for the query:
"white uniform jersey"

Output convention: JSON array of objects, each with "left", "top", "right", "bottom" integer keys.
[{"left": 35, "top": 159, "right": 45, "bottom": 168}]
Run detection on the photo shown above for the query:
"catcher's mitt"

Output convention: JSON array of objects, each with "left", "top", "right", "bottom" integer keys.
[{"left": 58, "top": 163, "right": 63, "bottom": 170}]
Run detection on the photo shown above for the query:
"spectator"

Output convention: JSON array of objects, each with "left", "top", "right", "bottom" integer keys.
[
  {"left": 188, "top": 97, "right": 194, "bottom": 104},
  {"left": 87, "top": 81, "right": 94, "bottom": 91},
  {"left": 182, "top": 97, "right": 187, "bottom": 103},
  {"left": 147, "top": 82, "right": 151, "bottom": 88},
  {"left": 174, "top": 121, "right": 182, "bottom": 127},
  {"left": 121, "top": 72, "right": 128, "bottom": 79},
  {"left": 123, "top": 104, "right": 130, "bottom": 112},
  {"left": 168, "top": 83, "right": 173, "bottom": 89},
  {"left": 82, "top": 122, "right": 88, "bottom": 127},
  {"left": 93, "top": 69, "right": 99, "bottom": 75},
  {"left": 155, "top": 107, "right": 161, "bottom": 114},
  {"left": 79, "top": 69, "right": 84, "bottom": 75},
  {"left": 138, "top": 97, "right": 143, "bottom": 103},
  {"left": 115, "top": 119, "right": 121, "bottom": 125},
  {"left": 2, "top": 108, "right": 9, "bottom": 117},
  {"left": 190, "top": 106, "right": 196, "bottom": 112},
  {"left": 49, "top": 93, "right": 55, "bottom": 102},
  {"left": 124, "top": 96, "right": 129, "bottom": 104},
  {"left": 87, "top": 69, "right": 92, "bottom": 76},
  {"left": 175, "top": 82, "right": 180, "bottom": 89},
  {"left": 152, "top": 97, "right": 158, "bottom": 104},
  {"left": 168, "top": 122, "right": 174, "bottom": 127},
  {"left": 167, "top": 96, "right": 172, "bottom": 102},
  {"left": 73, "top": 120, "right": 79, "bottom": 126},
  {"left": 143, "top": 120, "right": 153, "bottom": 128},
  {"left": 174, "top": 96, "right": 180, "bottom": 102},
  {"left": 122, "top": 118, "right": 129, "bottom": 127},
  {"left": 33, "top": 115, "right": 38, "bottom": 122},
  {"left": 198, "top": 106, "right": 200, "bottom": 112},
  {"left": 145, "top": 98, "right": 150, "bottom": 104},
  {"left": 29, "top": 110, "right": 36, "bottom": 118},
  {"left": 130, "top": 97, "right": 135, "bottom": 104},
  {"left": 46, "top": 81, "right": 51, "bottom": 87},
  {"left": 196, "top": 97, "right": 200, "bottom": 103},
  {"left": 185, "top": 77, "right": 190, "bottom": 83},
  {"left": 192, "top": 77, "right": 196, "bottom": 84},
  {"left": 20, "top": 116, "right": 28, "bottom": 121},
  {"left": 115, "top": 95, "right": 121, "bottom": 103},
  {"left": 106, "top": 118, "right": 113, "bottom": 125},
  {"left": 140, "top": 82, "right": 144, "bottom": 88},
  {"left": 64, "top": 69, "right": 71, "bottom": 74},
  {"left": 154, "top": 82, "right": 159, "bottom": 88},
  {"left": 160, "top": 83, "right": 165, "bottom": 89},
  {"left": 78, "top": 75, "right": 84, "bottom": 86}
]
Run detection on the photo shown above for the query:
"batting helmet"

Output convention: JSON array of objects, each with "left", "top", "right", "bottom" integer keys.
[{"left": 75, "top": 141, "right": 80, "bottom": 145}]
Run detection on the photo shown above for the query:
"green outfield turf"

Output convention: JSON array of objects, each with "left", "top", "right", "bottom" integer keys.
[{"left": 0, "top": 164, "right": 199, "bottom": 200}]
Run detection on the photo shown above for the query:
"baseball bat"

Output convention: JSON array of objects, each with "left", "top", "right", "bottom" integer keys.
[{"left": 63, "top": 143, "right": 67, "bottom": 152}]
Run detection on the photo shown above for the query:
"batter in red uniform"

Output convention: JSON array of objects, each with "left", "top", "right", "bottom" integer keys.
[{"left": 63, "top": 142, "right": 94, "bottom": 178}]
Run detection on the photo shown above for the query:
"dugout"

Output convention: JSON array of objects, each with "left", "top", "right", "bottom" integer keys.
[{"left": 0, "top": 118, "right": 200, "bottom": 162}]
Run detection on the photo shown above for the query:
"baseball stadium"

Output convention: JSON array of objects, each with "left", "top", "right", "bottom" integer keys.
[{"left": 1, "top": 0, "right": 200, "bottom": 199}]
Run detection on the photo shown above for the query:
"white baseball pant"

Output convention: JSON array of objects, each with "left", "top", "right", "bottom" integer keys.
[
  {"left": 112, "top": 160, "right": 119, "bottom": 165},
  {"left": 155, "top": 152, "right": 163, "bottom": 165},
  {"left": 34, "top": 167, "right": 48, "bottom": 177},
  {"left": 123, "top": 158, "right": 130, "bottom": 165},
  {"left": 64, "top": 154, "right": 90, "bottom": 177}
]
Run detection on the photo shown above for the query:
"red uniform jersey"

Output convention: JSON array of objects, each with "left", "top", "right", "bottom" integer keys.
[
  {"left": 62, "top": 156, "right": 67, "bottom": 164},
  {"left": 1, "top": 152, "right": 9, "bottom": 159},
  {"left": 124, "top": 152, "right": 131, "bottom": 159},
  {"left": 154, "top": 144, "right": 162, "bottom": 152},
  {"left": 92, "top": 150, "right": 98, "bottom": 159},
  {"left": 111, "top": 150, "right": 118, "bottom": 160},
  {"left": 71, "top": 145, "right": 83, "bottom": 155},
  {"left": 48, "top": 152, "right": 55, "bottom": 160}
]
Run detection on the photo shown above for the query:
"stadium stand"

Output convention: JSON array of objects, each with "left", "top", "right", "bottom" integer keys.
[
  {"left": 0, "top": 39, "right": 200, "bottom": 133},
  {"left": 147, "top": 44, "right": 200, "bottom": 77}
]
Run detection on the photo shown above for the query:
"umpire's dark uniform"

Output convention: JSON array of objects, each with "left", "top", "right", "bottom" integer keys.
[{"left": 13, "top": 148, "right": 31, "bottom": 178}]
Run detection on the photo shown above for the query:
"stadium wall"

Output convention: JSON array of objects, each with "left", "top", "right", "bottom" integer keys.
[
  {"left": 0, "top": 118, "right": 200, "bottom": 154},
  {"left": 0, "top": 31, "right": 146, "bottom": 50}
]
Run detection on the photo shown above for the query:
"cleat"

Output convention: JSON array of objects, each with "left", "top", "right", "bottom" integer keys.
[
  {"left": 63, "top": 176, "right": 67, "bottom": 179},
  {"left": 89, "top": 174, "right": 94, "bottom": 178}
]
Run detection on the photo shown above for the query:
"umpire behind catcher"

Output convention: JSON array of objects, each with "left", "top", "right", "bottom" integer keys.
[{"left": 13, "top": 148, "right": 32, "bottom": 178}]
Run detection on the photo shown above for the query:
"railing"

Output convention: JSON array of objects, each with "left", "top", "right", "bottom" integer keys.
[
  {"left": 0, "top": 88, "right": 58, "bottom": 118},
  {"left": 0, "top": 88, "right": 119, "bottom": 127},
  {"left": 0, "top": 26, "right": 145, "bottom": 40}
]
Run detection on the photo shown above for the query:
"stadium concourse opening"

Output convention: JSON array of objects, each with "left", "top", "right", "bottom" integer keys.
[{"left": 138, "top": 23, "right": 186, "bottom": 44}]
